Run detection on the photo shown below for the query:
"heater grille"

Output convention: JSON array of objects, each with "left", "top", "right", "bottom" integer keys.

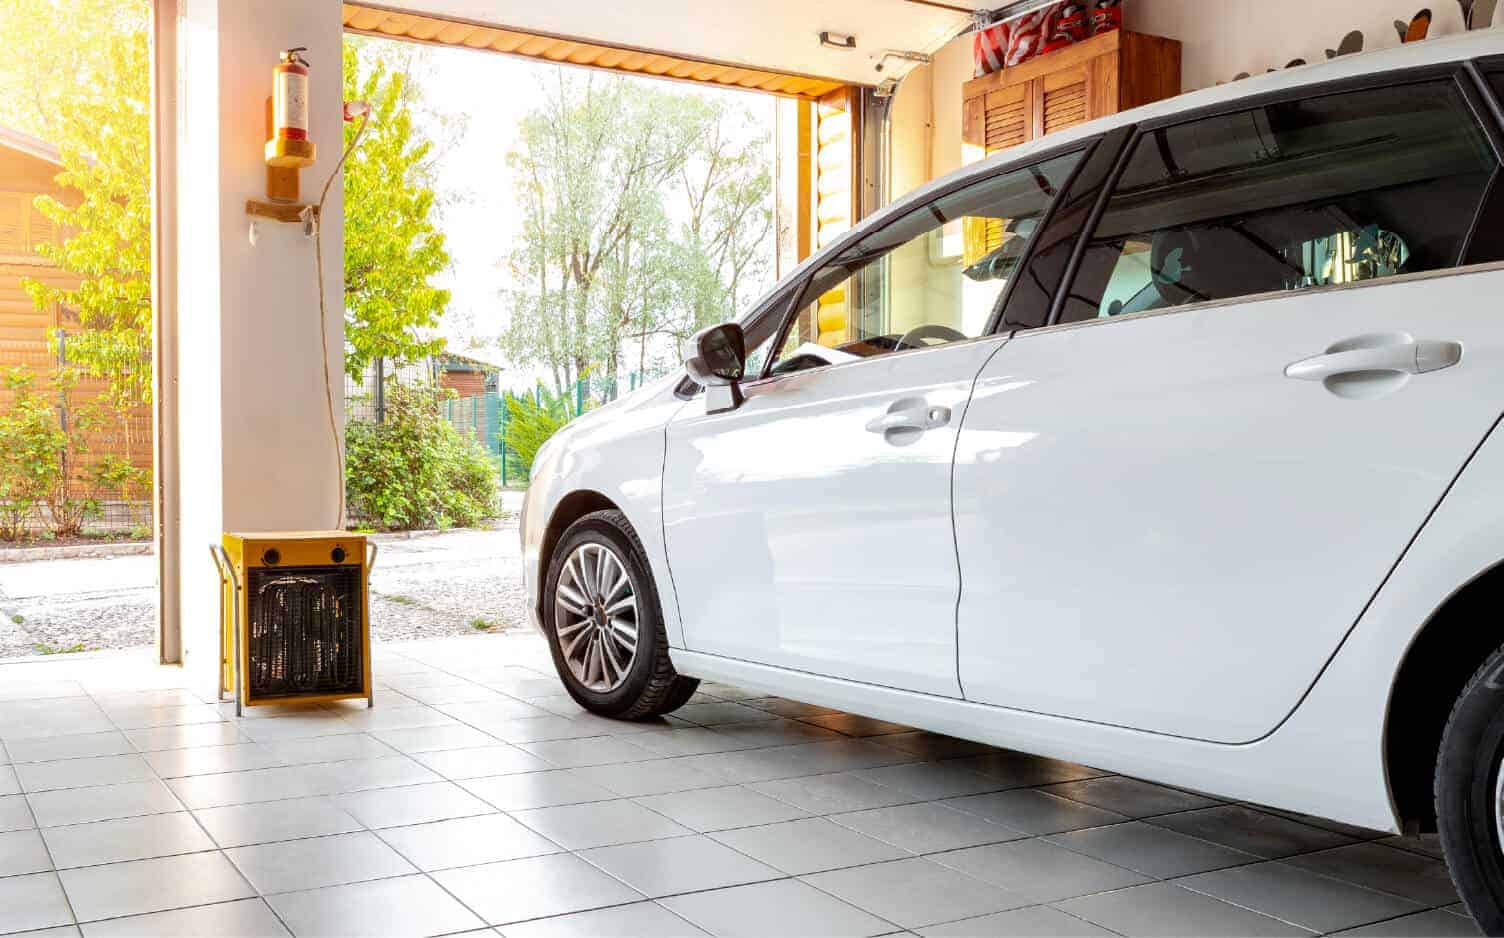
[{"left": 245, "top": 564, "right": 364, "bottom": 700}]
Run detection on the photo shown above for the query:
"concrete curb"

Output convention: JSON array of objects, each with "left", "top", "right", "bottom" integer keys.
[{"left": 0, "top": 542, "right": 152, "bottom": 564}]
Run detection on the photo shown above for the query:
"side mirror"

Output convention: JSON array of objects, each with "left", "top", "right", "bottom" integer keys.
[{"left": 683, "top": 323, "right": 747, "bottom": 413}]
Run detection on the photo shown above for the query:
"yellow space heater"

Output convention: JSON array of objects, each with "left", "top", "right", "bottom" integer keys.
[{"left": 210, "top": 531, "right": 375, "bottom": 716}]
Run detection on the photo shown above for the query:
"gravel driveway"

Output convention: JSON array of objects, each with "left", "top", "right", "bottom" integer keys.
[{"left": 0, "top": 510, "right": 529, "bottom": 659}]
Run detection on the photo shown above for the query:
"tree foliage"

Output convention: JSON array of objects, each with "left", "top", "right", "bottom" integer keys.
[
  {"left": 6, "top": 0, "right": 152, "bottom": 418},
  {"left": 500, "top": 71, "right": 773, "bottom": 397},
  {"left": 343, "top": 40, "right": 453, "bottom": 379}
]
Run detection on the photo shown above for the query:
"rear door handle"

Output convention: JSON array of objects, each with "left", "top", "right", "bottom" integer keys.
[
  {"left": 1285, "top": 339, "right": 1462, "bottom": 382},
  {"left": 865, "top": 404, "right": 952, "bottom": 435}
]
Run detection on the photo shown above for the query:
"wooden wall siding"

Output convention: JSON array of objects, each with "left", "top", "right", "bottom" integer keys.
[
  {"left": 341, "top": 4, "right": 848, "bottom": 101},
  {"left": 440, "top": 370, "right": 486, "bottom": 398},
  {"left": 0, "top": 144, "right": 152, "bottom": 488}
]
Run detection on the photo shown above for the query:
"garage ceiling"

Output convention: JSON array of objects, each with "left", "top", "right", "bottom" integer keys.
[{"left": 344, "top": 0, "right": 978, "bottom": 89}]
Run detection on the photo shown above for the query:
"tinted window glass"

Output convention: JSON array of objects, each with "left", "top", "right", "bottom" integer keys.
[
  {"left": 766, "top": 152, "right": 1081, "bottom": 376},
  {"left": 1058, "top": 81, "right": 1498, "bottom": 325}
]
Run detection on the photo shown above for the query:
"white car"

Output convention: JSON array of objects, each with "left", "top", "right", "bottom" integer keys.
[{"left": 522, "top": 32, "right": 1504, "bottom": 927}]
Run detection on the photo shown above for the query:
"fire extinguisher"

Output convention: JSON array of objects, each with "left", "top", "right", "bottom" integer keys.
[{"left": 266, "top": 48, "right": 316, "bottom": 169}]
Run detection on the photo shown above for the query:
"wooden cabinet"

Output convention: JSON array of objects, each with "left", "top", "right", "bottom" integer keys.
[{"left": 962, "top": 30, "right": 1182, "bottom": 155}]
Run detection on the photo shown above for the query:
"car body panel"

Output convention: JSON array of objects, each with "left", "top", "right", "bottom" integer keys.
[
  {"left": 663, "top": 337, "right": 1007, "bottom": 697},
  {"left": 954, "top": 266, "right": 1504, "bottom": 743}
]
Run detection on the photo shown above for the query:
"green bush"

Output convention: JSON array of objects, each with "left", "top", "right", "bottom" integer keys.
[
  {"left": 345, "top": 382, "right": 499, "bottom": 531},
  {"left": 502, "top": 389, "right": 570, "bottom": 477},
  {"left": 0, "top": 369, "right": 64, "bottom": 541}
]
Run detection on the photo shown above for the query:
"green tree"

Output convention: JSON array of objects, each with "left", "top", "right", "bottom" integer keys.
[
  {"left": 343, "top": 39, "right": 453, "bottom": 379},
  {"left": 499, "top": 71, "right": 774, "bottom": 396}
]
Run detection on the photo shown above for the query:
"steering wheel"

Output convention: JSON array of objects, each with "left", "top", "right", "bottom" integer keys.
[{"left": 895, "top": 323, "right": 967, "bottom": 352}]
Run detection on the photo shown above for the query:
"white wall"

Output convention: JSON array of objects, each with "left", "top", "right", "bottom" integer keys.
[
  {"left": 1126, "top": 0, "right": 1475, "bottom": 91},
  {"left": 175, "top": 0, "right": 345, "bottom": 693}
]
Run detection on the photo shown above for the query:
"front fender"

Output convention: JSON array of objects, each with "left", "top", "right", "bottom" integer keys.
[{"left": 520, "top": 381, "right": 690, "bottom": 648}]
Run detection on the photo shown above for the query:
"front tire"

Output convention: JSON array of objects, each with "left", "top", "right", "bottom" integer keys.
[
  {"left": 1436, "top": 642, "right": 1504, "bottom": 934},
  {"left": 542, "top": 509, "right": 698, "bottom": 720}
]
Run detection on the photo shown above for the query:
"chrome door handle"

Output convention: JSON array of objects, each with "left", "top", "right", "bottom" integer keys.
[
  {"left": 865, "top": 404, "right": 952, "bottom": 435},
  {"left": 1285, "top": 340, "right": 1462, "bottom": 382}
]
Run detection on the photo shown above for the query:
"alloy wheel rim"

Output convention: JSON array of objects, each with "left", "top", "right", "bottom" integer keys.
[{"left": 554, "top": 543, "right": 639, "bottom": 693}]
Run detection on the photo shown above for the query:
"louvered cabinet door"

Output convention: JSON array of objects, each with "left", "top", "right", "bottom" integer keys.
[
  {"left": 983, "top": 83, "right": 1032, "bottom": 154},
  {"left": 1037, "top": 65, "right": 1091, "bottom": 137}
]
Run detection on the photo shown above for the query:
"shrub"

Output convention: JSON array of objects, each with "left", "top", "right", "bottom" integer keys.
[
  {"left": 502, "top": 389, "right": 569, "bottom": 477},
  {"left": 345, "top": 381, "right": 499, "bottom": 531},
  {"left": 0, "top": 369, "right": 64, "bottom": 541}
]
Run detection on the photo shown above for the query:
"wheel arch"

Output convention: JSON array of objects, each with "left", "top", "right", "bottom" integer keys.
[
  {"left": 536, "top": 489, "right": 622, "bottom": 622},
  {"left": 1386, "top": 558, "right": 1504, "bottom": 832}
]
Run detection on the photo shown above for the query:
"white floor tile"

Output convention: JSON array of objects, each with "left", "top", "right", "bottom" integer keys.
[
  {"left": 803, "top": 857, "right": 1029, "bottom": 930},
  {"left": 0, "top": 871, "right": 74, "bottom": 934},
  {"left": 578, "top": 834, "right": 782, "bottom": 898},
  {"left": 498, "top": 900, "right": 706, "bottom": 938},
  {"left": 512, "top": 798, "right": 692, "bottom": 850},
  {"left": 267, "top": 874, "right": 484, "bottom": 937},
  {"left": 633, "top": 785, "right": 810, "bottom": 832},
  {"left": 411, "top": 744, "right": 554, "bottom": 779},
  {"left": 28, "top": 779, "right": 182, "bottom": 828},
  {"left": 42, "top": 812, "right": 214, "bottom": 868},
  {"left": 0, "top": 827, "right": 53, "bottom": 877},
  {"left": 710, "top": 817, "right": 907, "bottom": 875},
  {"left": 662, "top": 877, "right": 895, "bottom": 937},
  {"left": 376, "top": 812, "right": 560, "bottom": 870},
  {"left": 193, "top": 796, "right": 362, "bottom": 848},
  {"left": 1057, "top": 881, "right": 1311, "bottom": 937},
  {"left": 58, "top": 852, "right": 254, "bottom": 923},
  {"left": 335, "top": 780, "right": 496, "bottom": 828},
  {"left": 226, "top": 830, "right": 415, "bottom": 894},
  {"left": 432, "top": 852, "right": 644, "bottom": 925},
  {"left": 78, "top": 897, "right": 289, "bottom": 937},
  {"left": 461, "top": 769, "right": 616, "bottom": 811}
]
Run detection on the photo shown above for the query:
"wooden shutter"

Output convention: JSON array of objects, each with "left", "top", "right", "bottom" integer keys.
[
  {"left": 1040, "top": 66, "right": 1090, "bottom": 137},
  {"left": 984, "top": 84, "right": 1032, "bottom": 153}
]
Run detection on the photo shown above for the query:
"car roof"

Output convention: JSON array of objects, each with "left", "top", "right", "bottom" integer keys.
[{"left": 739, "top": 29, "right": 1504, "bottom": 327}]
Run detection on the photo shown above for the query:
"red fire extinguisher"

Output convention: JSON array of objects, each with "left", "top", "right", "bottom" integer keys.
[{"left": 266, "top": 48, "right": 316, "bottom": 169}]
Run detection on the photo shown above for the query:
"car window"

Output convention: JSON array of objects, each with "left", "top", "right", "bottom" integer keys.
[
  {"left": 765, "top": 152, "right": 1081, "bottom": 377},
  {"left": 1057, "top": 80, "right": 1499, "bottom": 325}
]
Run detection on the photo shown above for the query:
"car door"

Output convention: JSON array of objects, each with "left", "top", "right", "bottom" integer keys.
[
  {"left": 662, "top": 150, "right": 1084, "bottom": 697},
  {"left": 954, "top": 70, "right": 1504, "bottom": 742}
]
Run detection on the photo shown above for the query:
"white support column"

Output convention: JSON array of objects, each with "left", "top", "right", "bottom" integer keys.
[{"left": 173, "top": 0, "right": 345, "bottom": 694}]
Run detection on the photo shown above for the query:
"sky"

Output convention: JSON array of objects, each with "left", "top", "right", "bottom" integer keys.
[{"left": 353, "top": 36, "right": 780, "bottom": 391}]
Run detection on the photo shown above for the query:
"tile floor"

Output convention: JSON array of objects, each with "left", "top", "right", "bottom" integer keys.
[{"left": 0, "top": 633, "right": 1480, "bottom": 937}]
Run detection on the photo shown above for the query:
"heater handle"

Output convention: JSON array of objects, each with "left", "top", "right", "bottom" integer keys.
[
  {"left": 209, "top": 544, "right": 244, "bottom": 717},
  {"left": 365, "top": 540, "right": 378, "bottom": 571}
]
